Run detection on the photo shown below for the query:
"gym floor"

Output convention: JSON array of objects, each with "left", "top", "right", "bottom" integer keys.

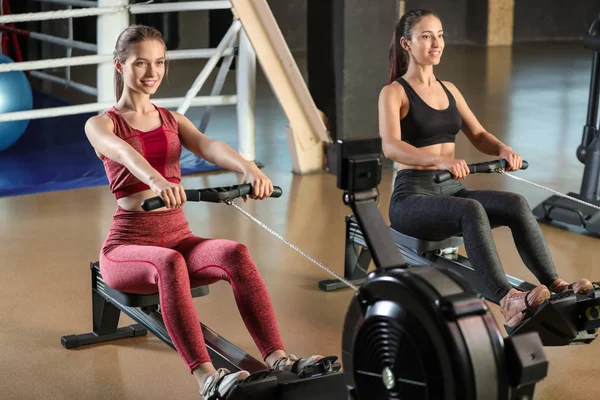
[{"left": 1, "top": 42, "right": 598, "bottom": 399}]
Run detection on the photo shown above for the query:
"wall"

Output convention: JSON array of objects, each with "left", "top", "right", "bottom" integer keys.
[
  {"left": 267, "top": 0, "right": 306, "bottom": 52},
  {"left": 513, "top": 0, "right": 600, "bottom": 42},
  {"left": 178, "top": 0, "right": 307, "bottom": 52},
  {"left": 405, "top": 0, "right": 470, "bottom": 44}
]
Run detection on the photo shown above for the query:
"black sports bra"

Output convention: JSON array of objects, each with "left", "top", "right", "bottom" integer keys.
[{"left": 396, "top": 77, "right": 462, "bottom": 148}]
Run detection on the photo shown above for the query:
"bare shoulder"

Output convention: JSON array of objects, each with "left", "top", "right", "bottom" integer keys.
[
  {"left": 85, "top": 113, "right": 114, "bottom": 133},
  {"left": 441, "top": 80, "right": 461, "bottom": 96},
  {"left": 168, "top": 110, "right": 185, "bottom": 123},
  {"left": 379, "top": 81, "right": 406, "bottom": 104}
]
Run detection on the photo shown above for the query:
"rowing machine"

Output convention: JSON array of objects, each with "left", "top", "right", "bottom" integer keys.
[
  {"left": 328, "top": 145, "right": 600, "bottom": 347},
  {"left": 61, "top": 184, "right": 346, "bottom": 400}
]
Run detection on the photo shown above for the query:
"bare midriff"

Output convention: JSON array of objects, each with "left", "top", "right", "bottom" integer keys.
[
  {"left": 117, "top": 189, "right": 160, "bottom": 212},
  {"left": 396, "top": 142, "right": 456, "bottom": 171}
]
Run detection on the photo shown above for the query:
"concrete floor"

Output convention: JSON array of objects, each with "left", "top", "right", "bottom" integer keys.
[{"left": 2, "top": 41, "right": 599, "bottom": 399}]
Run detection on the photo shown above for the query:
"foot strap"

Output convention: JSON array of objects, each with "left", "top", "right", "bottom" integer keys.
[
  {"left": 505, "top": 290, "right": 538, "bottom": 335},
  {"left": 272, "top": 355, "right": 340, "bottom": 378},
  {"left": 200, "top": 369, "right": 248, "bottom": 400}
]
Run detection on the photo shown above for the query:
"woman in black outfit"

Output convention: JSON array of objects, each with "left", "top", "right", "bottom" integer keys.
[{"left": 380, "top": 9, "right": 593, "bottom": 328}]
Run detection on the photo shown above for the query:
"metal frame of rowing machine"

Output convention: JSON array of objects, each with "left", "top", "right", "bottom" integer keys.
[
  {"left": 61, "top": 261, "right": 267, "bottom": 373},
  {"left": 322, "top": 157, "right": 537, "bottom": 297},
  {"left": 60, "top": 184, "right": 348, "bottom": 400},
  {"left": 336, "top": 137, "right": 548, "bottom": 400},
  {"left": 332, "top": 141, "right": 600, "bottom": 347},
  {"left": 323, "top": 217, "right": 536, "bottom": 303}
]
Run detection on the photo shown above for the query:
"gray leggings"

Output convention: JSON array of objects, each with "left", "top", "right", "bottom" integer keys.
[{"left": 389, "top": 169, "right": 558, "bottom": 302}]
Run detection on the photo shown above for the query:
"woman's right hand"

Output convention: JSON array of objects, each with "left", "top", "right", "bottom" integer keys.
[
  {"left": 150, "top": 179, "right": 187, "bottom": 208},
  {"left": 435, "top": 157, "right": 470, "bottom": 180}
]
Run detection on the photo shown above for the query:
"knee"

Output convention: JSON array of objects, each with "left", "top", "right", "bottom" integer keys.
[
  {"left": 509, "top": 193, "right": 531, "bottom": 215},
  {"left": 462, "top": 199, "right": 487, "bottom": 222},
  {"left": 221, "top": 242, "right": 259, "bottom": 278},
  {"left": 497, "top": 192, "right": 532, "bottom": 223},
  {"left": 231, "top": 243, "right": 255, "bottom": 267},
  {"left": 222, "top": 241, "right": 250, "bottom": 260},
  {"left": 160, "top": 252, "right": 189, "bottom": 280}
]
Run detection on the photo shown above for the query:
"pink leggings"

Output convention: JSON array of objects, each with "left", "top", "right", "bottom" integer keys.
[{"left": 100, "top": 206, "right": 285, "bottom": 373}]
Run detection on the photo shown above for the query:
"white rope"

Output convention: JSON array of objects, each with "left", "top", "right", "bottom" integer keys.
[
  {"left": 0, "top": 0, "right": 231, "bottom": 24},
  {"left": 34, "top": 0, "right": 98, "bottom": 7},
  {"left": 30, "top": 71, "right": 97, "bottom": 96},
  {"left": 0, "top": 96, "right": 237, "bottom": 123},
  {"left": 502, "top": 171, "right": 600, "bottom": 211},
  {"left": 0, "top": 48, "right": 236, "bottom": 73},
  {"left": 0, "top": 6, "right": 122, "bottom": 24},
  {"left": 229, "top": 202, "right": 359, "bottom": 291},
  {"left": 0, "top": 54, "right": 110, "bottom": 72},
  {"left": 0, "top": 1, "right": 231, "bottom": 24},
  {"left": 129, "top": 1, "right": 231, "bottom": 15},
  {"left": 28, "top": 31, "right": 97, "bottom": 53}
]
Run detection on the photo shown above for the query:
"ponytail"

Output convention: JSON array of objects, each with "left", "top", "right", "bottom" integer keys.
[
  {"left": 388, "top": 9, "right": 438, "bottom": 84},
  {"left": 388, "top": 30, "right": 409, "bottom": 84},
  {"left": 114, "top": 68, "right": 124, "bottom": 102}
]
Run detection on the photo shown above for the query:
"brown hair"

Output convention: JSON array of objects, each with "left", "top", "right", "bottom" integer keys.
[
  {"left": 113, "top": 25, "right": 168, "bottom": 101},
  {"left": 388, "top": 9, "right": 439, "bottom": 84}
]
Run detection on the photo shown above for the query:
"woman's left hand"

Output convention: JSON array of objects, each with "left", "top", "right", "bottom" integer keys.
[
  {"left": 241, "top": 164, "right": 274, "bottom": 201},
  {"left": 498, "top": 146, "right": 523, "bottom": 171}
]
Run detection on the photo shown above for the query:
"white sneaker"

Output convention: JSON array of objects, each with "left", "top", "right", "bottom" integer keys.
[{"left": 199, "top": 368, "right": 249, "bottom": 399}]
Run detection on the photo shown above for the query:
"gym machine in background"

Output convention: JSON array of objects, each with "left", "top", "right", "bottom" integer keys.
[{"left": 533, "top": 16, "right": 600, "bottom": 235}]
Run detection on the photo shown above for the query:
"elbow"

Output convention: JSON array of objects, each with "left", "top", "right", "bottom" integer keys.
[
  {"left": 382, "top": 144, "right": 391, "bottom": 159},
  {"left": 382, "top": 141, "right": 397, "bottom": 160}
]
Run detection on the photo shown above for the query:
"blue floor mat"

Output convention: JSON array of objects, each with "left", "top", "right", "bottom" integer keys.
[{"left": 0, "top": 90, "right": 220, "bottom": 197}]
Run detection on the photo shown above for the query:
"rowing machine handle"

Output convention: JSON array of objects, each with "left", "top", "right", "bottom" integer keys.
[
  {"left": 433, "top": 159, "right": 529, "bottom": 183},
  {"left": 141, "top": 184, "right": 283, "bottom": 211}
]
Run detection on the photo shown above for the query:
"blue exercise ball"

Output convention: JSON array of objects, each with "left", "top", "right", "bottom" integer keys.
[{"left": 0, "top": 54, "right": 33, "bottom": 152}]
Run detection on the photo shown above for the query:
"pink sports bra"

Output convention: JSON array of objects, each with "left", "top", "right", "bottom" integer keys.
[{"left": 102, "top": 105, "right": 181, "bottom": 199}]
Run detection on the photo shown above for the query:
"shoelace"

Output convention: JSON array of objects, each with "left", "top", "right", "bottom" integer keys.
[
  {"left": 272, "top": 355, "right": 299, "bottom": 371},
  {"left": 200, "top": 368, "right": 230, "bottom": 397}
]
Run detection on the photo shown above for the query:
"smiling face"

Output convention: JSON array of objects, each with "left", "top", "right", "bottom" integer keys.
[
  {"left": 116, "top": 39, "right": 166, "bottom": 97},
  {"left": 401, "top": 15, "right": 444, "bottom": 68}
]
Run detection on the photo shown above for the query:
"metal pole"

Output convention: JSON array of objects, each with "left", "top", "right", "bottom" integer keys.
[
  {"left": 578, "top": 17, "right": 600, "bottom": 200},
  {"left": 66, "top": 6, "right": 73, "bottom": 84},
  {"left": 97, "top": 0, "right": 128, "bottom": 104},
  {"left": 0, "top": 0, "right": 4, "bottom": 52},
  {"left": 579, "top": 51, "right": 600, "bottom": 158},
  {"left": 236, "top": 27, "right": 256, "bottom": 162},
  {"left": 177, "top": 20, "right": 241, "bottom": 115},
  {"left": 167, "top": 48, "right": 235, "bottom": 60},
  {"left": 199, "top": 53, "right": 235, "bottom": 133}
]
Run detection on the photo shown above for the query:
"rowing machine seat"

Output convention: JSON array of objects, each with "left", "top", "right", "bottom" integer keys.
[
  {"left": 347, "top": 216, "right": 463, "bottom": 253},
  {"left": 389, "top": 227, "right": 464, "bottom": 254},
  {"left": 91, "top": 261, "right": 210, "bottom": 307}
]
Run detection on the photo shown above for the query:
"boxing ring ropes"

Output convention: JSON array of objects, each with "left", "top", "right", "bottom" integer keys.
[{"left": 0, "top": 0, "right": 330, "bottom": 174}]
